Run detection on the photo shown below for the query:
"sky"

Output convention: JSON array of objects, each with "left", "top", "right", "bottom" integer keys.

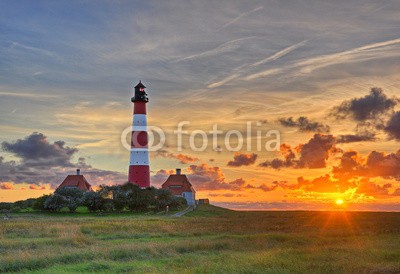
[{"left": 1, "top": 0, "right": 400, "bottom": 210}]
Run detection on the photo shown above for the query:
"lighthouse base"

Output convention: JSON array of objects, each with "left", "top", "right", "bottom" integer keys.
[{"left": 128, "top": 165, "right": 150, "bottom": 188}]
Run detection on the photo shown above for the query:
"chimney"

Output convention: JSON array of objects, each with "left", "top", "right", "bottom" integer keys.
[
  {"left": 76, "top": 169, "right": 81, "bottom": 175},
  {"left": 176, "top": 168, "right": 181, "bottom": 175}
]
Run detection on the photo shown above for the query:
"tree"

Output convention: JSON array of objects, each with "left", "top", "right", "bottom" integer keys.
[
  {"left": 96, "top": 185, "right": 114, "bottom": 212},
  {"left": 82, "top": 191, "right": 104, "bottom": 212},
  {"left": 126, "top": 185, "right": 155, "bottom": 211},
  {"left": 170, "top": 196, "right": 188, "bottom": 210},
  {"left": 33, "top": 195, "right": 51, "bottom": 211},
  {"left": 111, "top": 186, "right": 127, "bottom": 212},
  {"left": 53, "top": 187, "right": 84, "bottom": 212},
  {"left": 155, "top": 188, "right": 174, "bottom": 210},
  {"left": 0, "top": 202, "right": 13, "bottom": 211},
  {"left": 44, "top": 194, "right": 66, "bottom": 212}
]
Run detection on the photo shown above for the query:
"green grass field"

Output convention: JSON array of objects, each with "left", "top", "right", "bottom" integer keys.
[{"left": 1, "top": 205, "right": 400, "bottom": 273}]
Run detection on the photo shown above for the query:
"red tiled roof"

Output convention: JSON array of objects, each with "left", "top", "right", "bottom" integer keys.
[
  {"left": 161, "top": 174, "right": 195, "bottom": 196},
  {"left": 57, "top": 175, "right": 92, "bottom": 192}
]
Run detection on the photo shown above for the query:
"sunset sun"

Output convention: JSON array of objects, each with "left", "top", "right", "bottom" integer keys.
[{"left": 335, "top": 199, "right": 344, "bottom": 205}]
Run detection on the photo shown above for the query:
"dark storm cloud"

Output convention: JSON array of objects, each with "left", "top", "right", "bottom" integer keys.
[
  {"left": 2, "top": 132, "right": 77, "bottom": 167},
  {"left": 384, "top": 111, "right": 400, "bottom": 141},
  {"left": 298, "top": 134, "right": 337, "bottom": 168},
  {"left": 330, "top": 88, "right": 400, "bottom": 142},
  {"left": 260, "top": 134, "right": 337, "bottom": 169},
  {"left": 331, "top": 87, "right": 398, "bottom": 121},
  {"left": 278, "top": 116, "right": 330, "bottom": 133},
  {"left": 0, "top": 133, "right": 125, "bottom": 187},
  {"left": 227, "top": 153, "right": 257, "bottom": 167}
]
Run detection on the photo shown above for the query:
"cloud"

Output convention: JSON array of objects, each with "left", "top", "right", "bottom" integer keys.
[
  {"left": 244, "top": 38, "right": 400, "bottom": 81},
  {"left": 174, "top": 36, "right": 257, "bottom": 63},
  {"left": 278, "top": 116, "right": 330, "bottom": 133},
  {"left": 227, "top": 153, "right": 257, "bottom": 167},
  {"left": 155, "top": 150, "right": 199, "bottom": 164},
  {"left": 298, "top": 134, "right": 339, "bottom": 168},
  {"left": 171, "top": 154, "right": 199, "bottom": 164},
  {"left": 273, "top": 174, "right": 397, "bottom": 198},
  {"left": 336, "top": 120, "right": 379, "bottom": 144},
  {"left": 183, "top": 163, "right": 262, "bottom": 191},
  {"left": 333, "top": 149, "right": 400, "bottom": 180},
  {"left": 331, "top": 87, "right": 398, "bottom": 121},
  {"left": 0, "top": 133, "right": 125, "bottom": 187},
  {"left": 217, "top": 6, "right": 263, "bottom": 31},
  {"left": 207, "top": 72, "right": 242, "bottom": 89},
  {"left": 355, "top": 179, "right": 392, "bottom": 197},
  {"left": 9, "top": 41, "right": 58, "bottom": 59},
  {"left": 187, "top": 163, "right": 236, "bottom": 191},
  {"left": 2, "top": 132, "right": 78, "bottom": 168},
  {"left": 330, "top": 88, "right": 400, "bottom": 142},
  {"left": 278, "top": 175, "right": 352, "bottom": 193},
  {"left": 29, "top": 184, "right": 46, "bottom": 190},
  {"left": 336, "top": 132, "right": 376, "bottom": 143},
  {"left": 208, "top": 193, "right": 246, "bottom": 198},
  {"left": 384, "top": 111, "right": 400, "bottom": 140},
  {"left": 259, "top": 144, "right": 296, "bottom": 169},
  {"left": 260, "top": 134, "right": 337, "bottom": 169},
  {"left": 250, "top": 40, "right": 308, "bottom": 67},
  {"left": 0, "top": 91, "right": 56, "bottom": 99},
  {"left": 245, "top": 182, "right": 279, "bottom": 192},
  {"left": 150, "top": 169, "right": 176, "bottom": 187},
  {"left": 208, "top": 40, "right": 307, "bottom": 88},
  {"left": 0, "top": 182, "right": 14, "bottom": 190}
]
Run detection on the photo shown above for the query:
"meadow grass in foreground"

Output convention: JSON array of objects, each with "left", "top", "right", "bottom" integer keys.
[{"left": 1, "top": 205, "right": 400, "bottom": 273}]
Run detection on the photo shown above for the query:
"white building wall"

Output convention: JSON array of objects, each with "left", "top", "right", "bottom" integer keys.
[
  {"left": 129, "top": 149, "right": 149, "bottom": 165},
  {"left": 182, "top": 191, "right": 196, "bottom": 206}
]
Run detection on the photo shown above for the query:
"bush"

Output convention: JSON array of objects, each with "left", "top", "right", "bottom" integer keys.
[
  {"left": 82, "top": 192, "right": 104, "bottom": 212},
  {"left": 25, "top": 183, "right": 182, "bottom": 214},
  {"left": 110, "top": 185, "right": 128, "bottom": 212},
  {"left": 55, "top": 188, "right": 85, "bottom": 213},
  {"left": 13, "top": 198, "right": 35, "bottom": 210},
  {"left": 155, "top": 188, "right": 174, "bottom": 210},
  {"left": 44, "top": 188, "right": 84, "bottom": 212},
  {"left": 170, "top": 196, "right": 188, "bottom": 210},
  {"left": 126, "top": 185, "right": 156, "bottom": 211},
  {"left": 44, "top": 194, "right": 66, "bottom": 212},
  {"left": 0, "top": 202, "right": 13, "bottom": 211},
  {"left": 32, "top": 195, "right": 51, "bottom": 211}
]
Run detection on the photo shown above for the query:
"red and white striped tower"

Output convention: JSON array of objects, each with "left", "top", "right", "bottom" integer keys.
[{"left": 128, "top": 81, "right": 150, "bottom": 188}]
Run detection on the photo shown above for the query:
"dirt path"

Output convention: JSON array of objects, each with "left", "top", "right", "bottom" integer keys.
[{"left": 172, "top": 206, "right": 195, "bottom": 217}]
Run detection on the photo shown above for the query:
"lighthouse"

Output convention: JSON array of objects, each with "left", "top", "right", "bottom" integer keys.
[{"left": 128, "top": 81, "right": 150, "bottom": 188}]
